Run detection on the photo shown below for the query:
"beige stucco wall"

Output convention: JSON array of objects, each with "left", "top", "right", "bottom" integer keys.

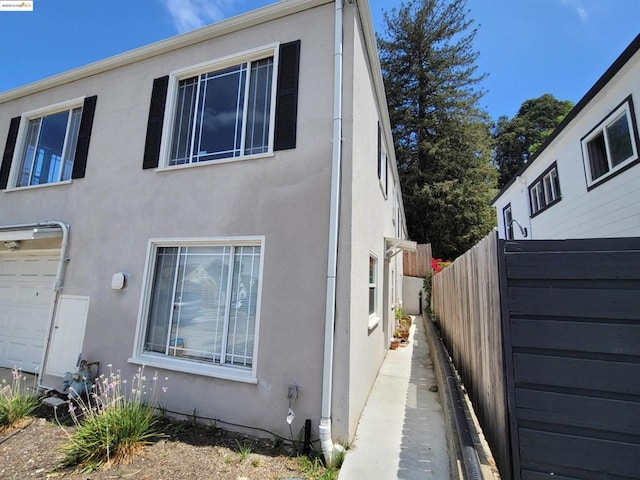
[
  {"left": 330, "top": 5, "right": 407, "bottom": 441},
  {"left": 0, "top": 2, "right": 337, "bottom": 440},
  {"left": 0, "top": 0, "right": 406, "bottom": 445}
]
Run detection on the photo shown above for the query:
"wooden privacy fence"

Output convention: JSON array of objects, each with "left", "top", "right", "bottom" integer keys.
[
  {"left": 431, "top": 230, "right": 510, "bottom": 480},
  {"left": 403, "top": 243, "right": 432, "bottom": 278},
  {"left": 432, "top": 232, "right": 640, "bottom": 480}
]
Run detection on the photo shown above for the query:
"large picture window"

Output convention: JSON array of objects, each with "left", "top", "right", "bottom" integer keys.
[
  {"left": 139, "top": 241, "right": 262, "bottom": 377},
  {"left": 581, "top": 97, "right": 639, "bottom": 188}
]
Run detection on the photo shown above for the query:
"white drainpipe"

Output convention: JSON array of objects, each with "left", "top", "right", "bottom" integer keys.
[
  {"left": 320, "top": 0, "right": 346, "bottom": 465},
  {"left": 0, "top": 221, "right": 69, "bottom": 388}
]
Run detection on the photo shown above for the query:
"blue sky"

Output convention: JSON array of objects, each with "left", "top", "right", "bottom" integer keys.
[{"left": 0, "top": 0, "right": 637, "bottom": 120}]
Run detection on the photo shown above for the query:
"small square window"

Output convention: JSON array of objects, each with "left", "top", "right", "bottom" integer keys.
[
  {"left": 582, "top": 97, "right": 639, "bottom": 188},
  {"left": 17, "top": 108, "right": 82, "bottom": 187}
]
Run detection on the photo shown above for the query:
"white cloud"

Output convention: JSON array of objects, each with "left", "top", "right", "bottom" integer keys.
[
  {"left": 162, "top": 0, "right": 235, "bottom": 33},
  {"left": 561, "top": 0, "right": 589, "bottom": 23}
]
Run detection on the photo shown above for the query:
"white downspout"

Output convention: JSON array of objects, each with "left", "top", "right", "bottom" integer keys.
[{"left": 320, "top": 0, "right": 345, "bottom": 466}]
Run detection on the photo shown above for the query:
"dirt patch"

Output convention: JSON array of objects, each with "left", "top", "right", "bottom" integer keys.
[{"left": 0, "top": 407, "right": 325, "bottom": 480}]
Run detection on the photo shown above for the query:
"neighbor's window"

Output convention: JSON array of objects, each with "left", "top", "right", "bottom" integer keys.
[
  {"left": 369, "top": 254, "right": 377, "bottom": 317},
  {"left": 142, "top": 242, "right": 261, "bottom": 372},
  {"left": 503, "top": 204, "right": 514, "bottom": 240},
  {"left": 17, "top": 107, "right": 83, "bottom": 187},
  {"left": 528, "top": 164, "right": 561, "bottom": 216},
  {"left": 377, "top": 122, "right": 388, "bottom": 196},
  {"left": 582, "top": 97, "right": 639, "bottom": 188},
  {"left": 169, "top": 56, "right": 274, "bottom": 166}
]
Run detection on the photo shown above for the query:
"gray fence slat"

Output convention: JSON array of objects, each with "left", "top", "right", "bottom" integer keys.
[
  {"left": 513, "top": 353, "right": 640, "bottom": 395},
  {"left": 511, "top": 319, "right": 640, "bottom": 355},
  {"left": 519, "top": 429, "right": 640, "bottom": 478},
  {"left": 508, "top": 287, "right": 640, "bottom": 320},
  {"left": 504, "top": 237, "right": 640, "bottom": 253},
  {"left": 506, "top": 251, "right": 640, "bottom": 280},
  {"left": 515, "top": 389, "right": 640, "bottom": 435}
]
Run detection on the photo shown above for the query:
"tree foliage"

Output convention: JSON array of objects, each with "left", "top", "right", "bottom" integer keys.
[
  {"left": 493, "top": 94, "right": 574, "bottom": 188},
  {"left": 378, "top": 0, "right": 497, "bottom": 259}
]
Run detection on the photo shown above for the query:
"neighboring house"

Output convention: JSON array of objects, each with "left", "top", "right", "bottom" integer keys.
[
  {"left": 493, "top": 34, "right": 640, "bottom": 240},
  {"left": 0, "top": 0, "right": 413, "bottom": 460}
]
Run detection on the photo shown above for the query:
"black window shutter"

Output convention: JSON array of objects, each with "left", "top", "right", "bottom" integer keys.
[
  {"left": 274, "top": 40, "right": 301, "bottom": 151},
  {"left": 143, "top": 76, "right": 169, "bottom": 169},
  {"left": 71, "top": 95, "right": 97, "bottom": 179},
  {"left": 0, "top": 116, "right": 21, "bottom": 189}
]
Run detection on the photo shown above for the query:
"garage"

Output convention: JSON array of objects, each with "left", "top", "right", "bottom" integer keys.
[{"left": 0, "top": 254, "right": 58, "bottom": 372}]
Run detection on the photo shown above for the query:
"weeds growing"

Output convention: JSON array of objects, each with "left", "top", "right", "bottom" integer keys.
[
  {"left": 59, "top": 365, "right": 167, "bottom": 470},
  {"left": 0, "top": 367, "right": 40, "bottom": 431}
]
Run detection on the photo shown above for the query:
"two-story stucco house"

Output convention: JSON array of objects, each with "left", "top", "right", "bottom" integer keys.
[
  {"left": 0, "top": 0, "right": 413, "bottom": 460},
  {"left": 493, "top": 34, "right": 640, "bottom": 241}
]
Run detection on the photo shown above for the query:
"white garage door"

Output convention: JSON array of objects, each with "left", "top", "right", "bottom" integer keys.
[{"left": 0, "top": 254, "right": 58, "bottom": 372}]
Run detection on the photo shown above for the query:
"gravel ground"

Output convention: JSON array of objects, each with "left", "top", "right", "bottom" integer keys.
[{"left": 0, "top": 408, "right": 326, "bottom": 480}]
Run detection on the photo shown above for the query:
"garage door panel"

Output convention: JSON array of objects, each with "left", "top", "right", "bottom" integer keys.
[{"left": 0, "top": 255, "right": 58, "bottom": 372}]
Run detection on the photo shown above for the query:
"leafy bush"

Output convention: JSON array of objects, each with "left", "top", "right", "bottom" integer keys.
[
  {"left": 0, "top": 367, "right": 40, "bottom": 430},
  {"left": 61, "top": 365, "right": 166, "bottom": 469}
]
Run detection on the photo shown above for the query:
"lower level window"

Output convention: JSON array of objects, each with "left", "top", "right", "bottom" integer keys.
[
  {"left": 143, "top": 243, "right": 261, "bottom": 370},
  {"left": 369, "top": 255, "right": 377, "bottom": 316}
]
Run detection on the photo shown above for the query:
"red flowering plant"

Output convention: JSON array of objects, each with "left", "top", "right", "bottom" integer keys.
[
  {"left": 424, "top": 258, "right": 452, "bottom": 312},
  {"left": 431, "top": 258, "right": 452, "bottom": 275}
]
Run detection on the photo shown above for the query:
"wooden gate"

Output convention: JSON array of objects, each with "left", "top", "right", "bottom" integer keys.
[{"left": 499, "top": 238, "right": 640, "bottom": 479}]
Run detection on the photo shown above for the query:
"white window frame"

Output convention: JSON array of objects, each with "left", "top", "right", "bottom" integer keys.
[
  {"left": 368, "top": 253, "right": 379, "bottom": 330},
  {"left": 7, "top": 97, "right": 85, "bottom": 190},
  {"left": 158, "top": 44, "right": 280, "bottom": 170},
  {"left": 130, "top": 236, "right": 264, "bottom": 383},
  {"left": 581, "top": 97, "right": 639, "bottom": 189}
]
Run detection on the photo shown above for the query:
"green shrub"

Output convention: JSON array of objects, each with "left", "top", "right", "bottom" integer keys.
[
  {"left": 0, "top": 367, "right": 40, "bottom": 430},
  {"left": 61, "top": 365, "right": 166, "bottom": 469}
]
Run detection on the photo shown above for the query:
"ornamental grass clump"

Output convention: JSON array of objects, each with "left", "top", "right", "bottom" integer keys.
[
  {"left": 61, "top": 365, "right": 167, "bottom": 470},
  {"left": 0, "top": 367, "right": 40, "bottom": 431}
]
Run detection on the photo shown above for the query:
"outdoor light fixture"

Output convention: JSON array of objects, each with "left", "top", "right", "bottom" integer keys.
[
  {"left": 509, "top": 219, "right": 528, "bottom": 238},
  {"left": 4, "top": 240, "right": 21, "bottom": 251}
]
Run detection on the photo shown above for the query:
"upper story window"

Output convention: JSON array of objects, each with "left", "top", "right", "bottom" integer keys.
[
  {"left": 169, "top": 57, "right": 274, "bottom": 165},
  {"left": 377, "top": 122, "right": 388, "bottom": 196},
  {"left": 581, "top": 96, "right": 639, "bottom": 189},
  {"left": 142, "top": 41, "right": 300, "bottom": 171},
  {"left": 0, "top": 96, "right": 97, "bottom": 190},
  {"left": 529, "top": 163, "right": 561, "bottom": 216},
  {"left": 18, "top": 107, "right": 82, "bottom": 186},
  {"left": 503, "top": 203, "right": 514, "bottom": 239}
]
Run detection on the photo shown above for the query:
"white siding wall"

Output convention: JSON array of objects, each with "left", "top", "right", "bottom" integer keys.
[{"left": 495, "top": 50, "right": 640, "bottom": 240}]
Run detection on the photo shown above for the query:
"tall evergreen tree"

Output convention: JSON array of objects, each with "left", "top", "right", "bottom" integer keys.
[
  {"left": 378, "top": 0, "right": 497, "bottom": 259},
  {"left": 493, "top": 94, "right": 574, "bottom": 188}
]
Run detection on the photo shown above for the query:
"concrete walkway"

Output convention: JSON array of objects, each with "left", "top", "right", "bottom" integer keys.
[{"left": 339, "top": 317, "right": 450, "bottom": 480}]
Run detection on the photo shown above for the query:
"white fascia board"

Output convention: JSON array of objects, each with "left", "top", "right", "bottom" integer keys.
[
  {"left": 0, "top": 227, "right": 62, "bottom": 241},
  {"left": 0, "top": 0, "right": 332, "bottom": 104}
]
